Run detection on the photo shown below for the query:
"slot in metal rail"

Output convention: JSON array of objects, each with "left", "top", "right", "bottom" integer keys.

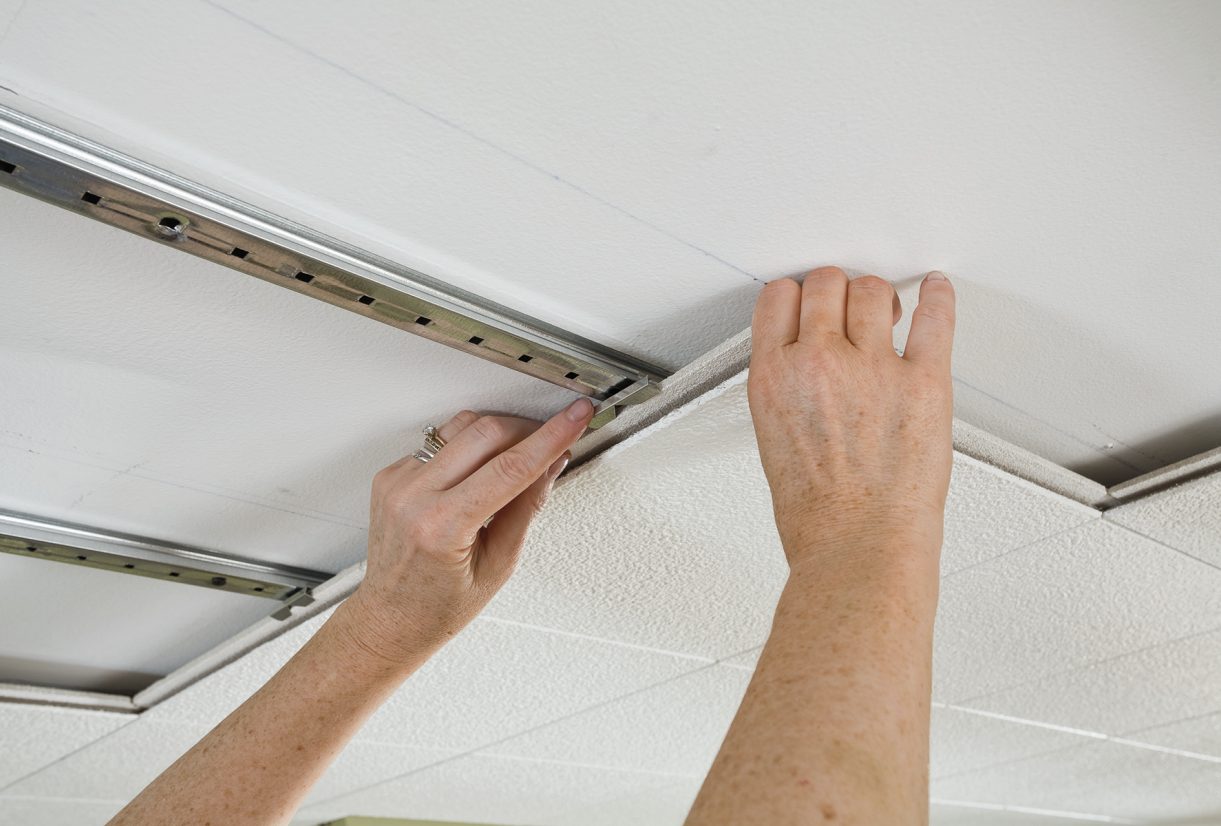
[
  {"left": 0, "top": 509, "right": 329, "bottom": 608},
  {"left": 0, "top": 105, "right": 667, "bottom": 425}
]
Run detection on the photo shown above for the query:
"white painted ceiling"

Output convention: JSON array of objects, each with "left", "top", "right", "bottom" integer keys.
[
  {"left": 3, "top": 376, "right": 1220, "bottom": 825},
  {"left": 0, "top": 0, "right": 1218, "bottom": 484}
]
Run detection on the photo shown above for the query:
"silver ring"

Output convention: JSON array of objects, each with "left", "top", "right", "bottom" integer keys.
[{"left": 413, "top": 425, "right": 447, "bottom": 463}]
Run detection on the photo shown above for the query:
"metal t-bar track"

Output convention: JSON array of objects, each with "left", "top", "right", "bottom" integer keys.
[{"left": 0, "top": 106, "right": 666, "bottom": 425}]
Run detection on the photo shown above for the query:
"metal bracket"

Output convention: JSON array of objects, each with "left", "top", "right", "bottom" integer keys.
[
  {"left": 0, "top": 105, "right": 666, "bottom": 427},
  {"left": 0, "top": 509, "right": 330, "bottom": 602}
]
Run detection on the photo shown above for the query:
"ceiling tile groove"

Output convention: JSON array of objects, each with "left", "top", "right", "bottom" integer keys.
[
  {"left": 197, "top": 0, "right": 763, "bottom": 286},
  {"left": 1099, "top": 519, "right": 1221, "bottom": 576},
  {"left": 0, "top": 715, "right": 138, "bottom": 796},
  {"left": 938, "top": 523, "right": 1097, "bottom": 582},
  {"left": 304, "top": 660, "right": 722, "bottom": 810},
  {"left": 475, "top": 616, "right": 714, "bottom": 665},
  {"left": 952, "top": 619, "right": 1221, "bottom": 719}
]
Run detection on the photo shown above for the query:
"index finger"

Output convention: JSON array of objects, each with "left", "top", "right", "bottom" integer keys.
[{"left": 449, "top": 397, "right": 594, "bottom": 522}]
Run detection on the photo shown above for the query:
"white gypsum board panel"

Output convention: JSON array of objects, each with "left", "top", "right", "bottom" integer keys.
[
  {"left": 0, "top": 1, "right": 761, "bottom": 373},
  {"left": 4, "top": 0, "right": 1211, "bottom": 483},
  {"left": 0, "top": 186, "right": 572, "bottom": 572},
  {"left": 0, "top": 551, "right": 273, "bottom": 694}
]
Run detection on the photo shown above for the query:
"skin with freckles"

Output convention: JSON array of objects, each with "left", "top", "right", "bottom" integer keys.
[
  {"left": 108, "top": 398, "right": 594, "bottom": 826},
  {"left": 686, "top": 267, "right": 956, "bottom": 826},
  {"left": 108, "top": 265, "right": 954, "bottom": 826}
]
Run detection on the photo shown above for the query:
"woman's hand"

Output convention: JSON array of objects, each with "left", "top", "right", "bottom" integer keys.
[
  {"left": 747, "top": 267, "right": 956, "bottom": 577},
  {"left": 344, "top": 397, "right": 595, "bottom": 666}
]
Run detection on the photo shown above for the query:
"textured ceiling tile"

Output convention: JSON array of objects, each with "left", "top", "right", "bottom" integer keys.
[
  {"left": 0, "top": 1, "right": 758, "bottom": 368},
  {"left": 359, "top": 618, "right": 704, "bottom": 752},
  {"left": 940, "top": 454, "right": 1098, "bottom": 575},
  {"left": 147, "top": 609, "right": 702, "bottom": 755},
  {"left": 485, "top": 663, "right": 750, "bottom": 778},
  {"left": 929, "top": 805, "right": 1081, "bottom": 826},
  {"left": 0, "top": 797, "right": 125, "bottom": 826},
  {"left": 931, "top": 740, "right": 1221, "bottom": 822},
  {"left": 934, "top": 520, "right": 1221, "bottom": 702},
  {"left": 1122, "top": 710, "right": 1221, "bottom": 761},
  {"left": 310, "top": 753, "right": 683, "bottom": 826},
  {"left": 303, "top": 739, "right": 457, "bottom": 807},
  {"left": 536, "top": 778, "right": 701, "bottom": 826},
  {"left": 962, "top": 626, "right": 1221, "bottom": 736},
  {"left": 0, "top": 443, "right": 118, "bottom": 516},
  {"left": 5, "top": 717, "right": 214, "bottom": 801},
  {"left": 929, "top": 707, "right": 1088, "bottom": 780},
  {"left": 0, "top": 704, "right": 131, "bottom": 790},
  {"left": 490, "top": 378, "right": 1098, "bottom": 660},
  {"left": 1106, "top": 469, "right": 1221, "bottom": 568}
]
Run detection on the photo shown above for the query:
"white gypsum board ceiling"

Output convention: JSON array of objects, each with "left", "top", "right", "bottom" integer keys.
[
  {"left": 1, "top": 0, "right": 1219, "bottom": 484},
  {"left": 5, "top": 375, "right": 1221, "bottom": 825}
]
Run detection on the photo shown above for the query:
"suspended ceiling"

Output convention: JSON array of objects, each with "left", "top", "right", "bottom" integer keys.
[
  {"left": 1, "top": 0, "right": 1220, "bottom": 824},
  {"left": 4, "top": 377, "right": 1220, "bottom": 825}
]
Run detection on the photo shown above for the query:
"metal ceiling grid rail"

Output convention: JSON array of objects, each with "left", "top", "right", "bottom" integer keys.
[{"left": 0, "top": 105, "right": 667, "bottom": 428}]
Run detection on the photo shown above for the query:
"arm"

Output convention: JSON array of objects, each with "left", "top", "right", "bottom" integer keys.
[
  {"left": 687, "top": 268, "right": 956, "bottom": 825},
  {"left": 109, "top": 398, "right": 596, "bottom": 826}
]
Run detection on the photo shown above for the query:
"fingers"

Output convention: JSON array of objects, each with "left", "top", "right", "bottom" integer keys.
[
  {"left": 903, "top": 271, "right": 956, "bottom": 368},
  {"left": 437, "top": 409, "right": 480, "bottom": 442},
  {"left": 452, "top": 398, "right": 593, "bottom": 523},
  {"left": 752, "top": 279, "right": 801, "bottom": 352},
  {"left": 478, "top": 451, "right": 570, "bottom": 582},
  {"left": 799, "top": 266, "right": 849, "bottom": 340},
  {"left": 379, "top": 409, "right": 482, "bottom": 476},
  {"left": 845, "top": 275, "right": 899, "bottom": 351},
  {"left": 423, "top": 415, "right": 542, "bottom": 490}
]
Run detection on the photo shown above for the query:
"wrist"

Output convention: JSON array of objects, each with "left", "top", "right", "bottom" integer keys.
[{"left": 325, "top": 593, "right": 438, "bottom": 681}]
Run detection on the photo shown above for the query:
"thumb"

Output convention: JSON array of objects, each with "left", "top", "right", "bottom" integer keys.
[{"left": 476, "top": 452, "right": 570, "bottom": 583}]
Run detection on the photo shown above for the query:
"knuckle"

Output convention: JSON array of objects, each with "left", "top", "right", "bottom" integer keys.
[
  {"left": 492, "top": 448, "right": 536, "bottom": 486},
  {"left": 915, "top": 304, "right": 955, "bottom": 327},
  {"left": 807, "top": 265, "right": 846, "bottom": 282},
  {"left": 850, "top": 275, "right": 892, "bottom": 294},
  {"left": 454, "top": 409, "right": 480, "bottom": 428},
  {"left": 471, "top": 415, "right": 509, "bottom": 443}
]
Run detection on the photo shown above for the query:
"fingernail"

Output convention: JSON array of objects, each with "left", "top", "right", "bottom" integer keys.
[
  {"left": 547, "top": 452, "right": 571, "bottom": 480},
  {"left": 925, "top": 270, "right": 948, "bottom": 282},
  {"left": 565, "top": 397, "right": 594, "bottom": 422}
]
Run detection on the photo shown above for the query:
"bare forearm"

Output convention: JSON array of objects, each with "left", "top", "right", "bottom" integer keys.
[
  {"left": 110, "top": 597, "right": 427, "bottom": 826},
  {"left": 687, "top": 538, "right": 940, "bottom": 825}
]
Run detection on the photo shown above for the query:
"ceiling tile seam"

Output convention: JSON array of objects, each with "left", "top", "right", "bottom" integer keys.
[
  {"left": 1098, "top": 518, "right": 1221, "bottom": 576},
  {"left": 0, "top": 714, "right": 141, "bottom": 796},
  {"left": 938, "top": 522, "right": 1095, "bottom": 581},
  {"left": 196, "top": 0, "right": 764, "bottom": 286},
  {"left": 930, "top": 798, "right": 1135, "bottom": 824},
  {"left": 952, "top": 377, "right": 1149, "bottom": 477},
  {"left": 473, "top": 616, "right": 716, "bottom": 665},
  {"left": 466, "top": 751, "right": 701, "bottom": 782},
  {"left": 946, "top": 619, "right": 1221, "bottom": 716},
  {"left": 303, "top": 659, "right": 724, "bottom": 809}
]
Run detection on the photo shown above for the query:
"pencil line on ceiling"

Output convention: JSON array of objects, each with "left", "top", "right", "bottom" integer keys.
[{"left": 198, "top": 0, "right": 764, "bottom": 286}]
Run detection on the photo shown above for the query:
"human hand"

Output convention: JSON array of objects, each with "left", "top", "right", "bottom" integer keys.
[
  {"left": 344, "top": 398, "right": 594, "bottom": 665},
  {"left": 747, "top": 267, "right": 956, "bottom": 579}
]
